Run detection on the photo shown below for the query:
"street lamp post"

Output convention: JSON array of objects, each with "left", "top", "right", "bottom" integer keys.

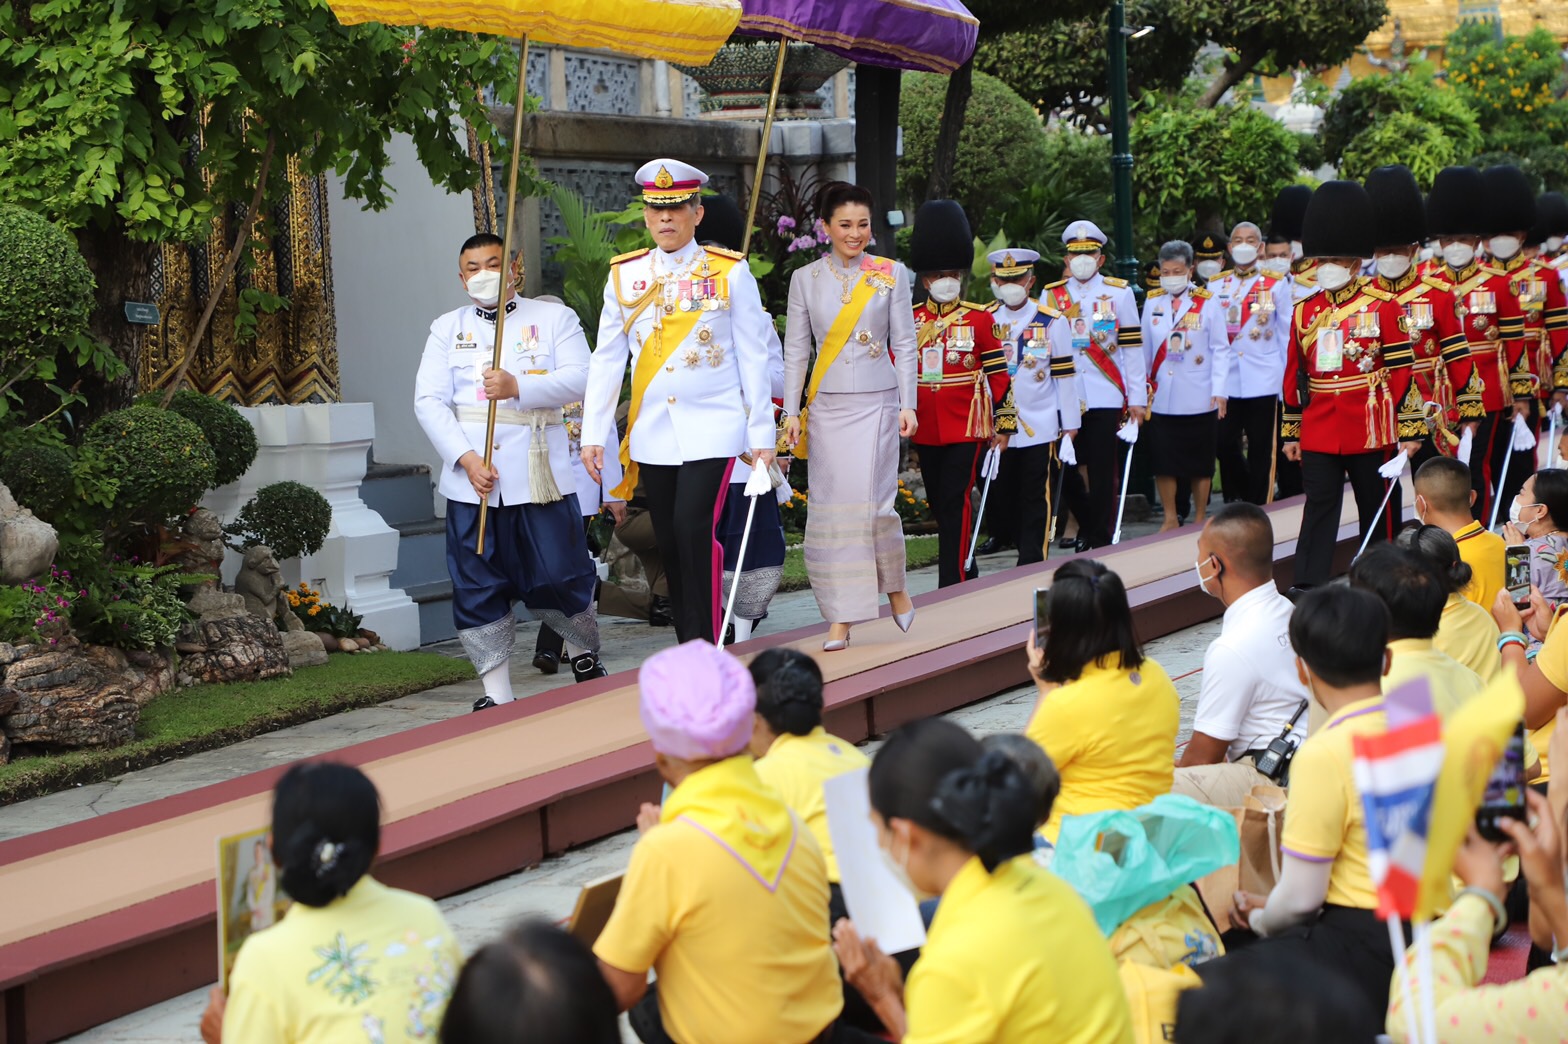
[{"left": 1107, "top": 0, "right": 1138, "bottom": 283}]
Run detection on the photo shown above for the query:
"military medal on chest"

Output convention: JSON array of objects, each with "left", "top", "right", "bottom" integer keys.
[{"left": 855, "top": 329, "right": 882, "bottom": 359}]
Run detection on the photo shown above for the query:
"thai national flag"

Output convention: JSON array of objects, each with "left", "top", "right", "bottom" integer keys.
[{"left": 1352, "top": 715, "right": 1445, "bottom": 921}]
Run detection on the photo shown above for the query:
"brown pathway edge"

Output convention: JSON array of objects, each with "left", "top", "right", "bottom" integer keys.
[{"left": 0, "top": 495, "right": 1357, "bottom": 1042}]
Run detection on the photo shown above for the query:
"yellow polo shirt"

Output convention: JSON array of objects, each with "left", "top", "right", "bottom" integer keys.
[
  {"left": 1530, "top": 617, "right": 1568, "bottom": 780},
  {"left": 1435, "top": 594, "right": 1502, "bottom": 682},
  {"left": 1454, "top": 520, "right": 1506, "bottom": 613},
  {"left": 1279, "top": 696, "right": 1384, "bottom": 909},
  {"left": 903, "top": 855, "right": 1134, "bottom": 1044},
  {"left": 1384, "top": 638, "right": 1483, "bottom": 717},
  {"left": 594, "top": 759, "right": 842, "bottom": 1044},
  {"left": 753, "top": 726, "right": 871, "bottom": 884},
  {"left": 1027, "top": 656, "right": 1179, "bottom": 842}
]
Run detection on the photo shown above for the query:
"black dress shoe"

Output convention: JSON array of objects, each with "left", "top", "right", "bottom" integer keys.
[
  {"left": 722, "top": 623, "right": 736, "bottom": 646},
  {"left": 472, "top": 696, "right": 499, "bottom": 712},
  {"left": 647, "top": 595, "right": 673, "bottom": 628},
  {"left": 572, "top": 653, "right": 609, "bottom": 683},
  {"left": 1057, "top": 536, "right": 1079, "bottom": 549},
  {"left": 532, "top": 649, "right": 560, "bottom": 675},
  {"left": 976, "top": 537, "right": 1002, "bottom": 556}
]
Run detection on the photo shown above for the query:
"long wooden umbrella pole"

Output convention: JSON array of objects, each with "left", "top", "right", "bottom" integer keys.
[
  {"left": 476, "top": 35, "right": 530, "bottom": 554},
  {"left": 741, "top": 39, "right": 788, "bottom": 255}
]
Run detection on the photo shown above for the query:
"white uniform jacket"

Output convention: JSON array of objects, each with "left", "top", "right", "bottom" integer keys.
[
  {"left": 1041, "top": 273, "right": 1147, "bottom": 411},
  {"left": 1205, "top": 268, "right": 1290, "bottom": 399},
  {"left": 582, "top": 240, "right": 775, "bottom": 464},
  {"left": 730, "top": 317, "right": 786, "bottom": 486},
  {"left": 414, "top": 295, "right": 588, "bottom": 508},
  {"left": 992, "top": 299, "right": 1081, "bottom": 447},
  {"left": 1141, "top": 285, "right": 1234, "bottom": 416}
]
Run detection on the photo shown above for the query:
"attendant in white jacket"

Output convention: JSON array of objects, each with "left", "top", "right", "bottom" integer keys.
[
  {"left": 414, "top": 234, "right": 607, "bottom": 712},
  {"left": 1141, "top": 240, "right": 1235, "bottom": 531}
]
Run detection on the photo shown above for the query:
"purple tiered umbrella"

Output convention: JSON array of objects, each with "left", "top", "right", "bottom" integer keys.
[{"left": 731, "top": 0, "right": 979, "bottom": 250}]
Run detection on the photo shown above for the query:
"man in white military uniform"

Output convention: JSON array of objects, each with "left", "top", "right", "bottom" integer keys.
[
  {"left": 1142, "top": 239, "right": 1235, "bottom": 531},
  {"left": 581, "top": 159, "right": 776, "bottom": 645},
  {"left": 1210, "top": 221, "right": 1290, "bottom": 506},
  {"left": 1041, "top": 220, "right": 1146, "bottom": 549},
  {"left": 415, "top": 233, "right": 608, "bottom": 712},
  {"left": 986, "top": 247, "right": 1081, "bottom": 565}
]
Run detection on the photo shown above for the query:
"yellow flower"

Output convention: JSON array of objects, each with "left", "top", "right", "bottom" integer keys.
[
  {"left": 1525, "top": 105, "right": 1534, "bottom": 112},
  {"left": 308, "top": 605, "right": 321, "bottom": 616}
]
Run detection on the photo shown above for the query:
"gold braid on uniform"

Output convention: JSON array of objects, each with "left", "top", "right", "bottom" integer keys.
[
  {"left": 978, "top": 329, "right": 1017, "bottom": 433},
  {"left": 1396, "top": 384, "right": 1430, "bottom": 440},
  {"left": 1280, "top": 408, "right": 1302, "bottom": 441},
  {"left": 1457, "top": 370, "right": 1486, "bottom": 420}
]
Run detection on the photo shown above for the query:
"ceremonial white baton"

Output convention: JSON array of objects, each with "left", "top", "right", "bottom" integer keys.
[
  {"left": 1111, "top": 440, "right": 1138, "bottom": 545},
  {"left": 1354, "top": 450, "right": 1411, "bottom": 563},
  {"left": 719, "top": 461, "right": 772, "bottom": 645},
  {"left": 964, "top": 444, "right": 1003, "bottom": 572},
  {"left": 1487, "top": 424, "right": 1517, "bottom": 532},
  {"left": 1550, "top": 405, "right": 1562, "bottom": 469}
]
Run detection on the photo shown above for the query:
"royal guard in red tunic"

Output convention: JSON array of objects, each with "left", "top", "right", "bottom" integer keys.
[
  {"left": 1424, "top": 165, "right": 1529, "bottom": 523},
  {"left": 1365, "top": 165, "right": 1481, "bottom": 468},
  {"left": 1281, "top": 180, "right": 1420, "bottom": 591},
  {"left": 1537, "top": 191, "right": 1568, "bottom": 298},
  {"left": 906, "top": 200, "right": 1014, "bottom": 587}
]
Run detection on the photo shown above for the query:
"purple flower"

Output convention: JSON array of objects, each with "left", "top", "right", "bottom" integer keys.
[
  {"left": 79, "top": 590, "right": 86, "bottom": 597},
  {"left": 48, "top": 638, "right": 57, "bottom": 645},
  {"left": 776, "top": 215, "right": 796, "bottom": 233},
  {"left": 813, "top": 218, "right": 828, "bottom": 240},
  {"left": 787, "top": 236, "right": 819, "bottom": 253}
]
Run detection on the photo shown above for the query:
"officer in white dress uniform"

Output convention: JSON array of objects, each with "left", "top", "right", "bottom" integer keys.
[
  {"left": 1209, "top": 221, "right": 1291, "bottom": 505},
  {"left": 1141, "top": 239, "right": 1235, "bottom": 531},
  {"left": 414, "top": 233, "right": 607, "bottom": 712},
  {"left": 1041, "top": 220, "right": 1146, "bottom": 549},
  {"left": 985, "top": 247, "right": 1081, "bottom": 565},
  {"left": 580, "top": 159, "right": 776, "bottom": 645}
]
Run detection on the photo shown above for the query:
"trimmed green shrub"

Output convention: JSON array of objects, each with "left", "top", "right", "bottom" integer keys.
[
  {"left": 224, "top": 480, "right": 332, "bottom": 561},
  {"left": 0, "top": 204, "right": 95, "bottom": 379},
  {"left": 0, "top": 439, "right": 73, "bottom": 519},
  {"left": 140, "top": 390, "right": 258, "bottom": 487},
  {"left": 82, "top": 405, "right": 217, "bottom": 527}
]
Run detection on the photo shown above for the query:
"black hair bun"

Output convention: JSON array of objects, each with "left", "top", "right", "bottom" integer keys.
[{"left": 929, "top": 751, "right": 1037, "bottom": 871}]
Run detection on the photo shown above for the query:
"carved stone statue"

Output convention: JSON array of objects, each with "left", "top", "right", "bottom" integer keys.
[
  {"left": 235, "top": 545, "right": 304, "bottom": 632},
  {"left": 172, "top": 508, "right": 226, "bottom": 592},
  {"left": 1364, "top": 18, "right": 1426, "bottom": 76}
]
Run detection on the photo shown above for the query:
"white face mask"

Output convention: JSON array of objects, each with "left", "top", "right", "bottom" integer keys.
[
  {"left": 1160, "top": 275, "right": 1189, "bottom": 296},
  {"left": 1068, "top": 255, "right": 1099, "bottom": 282},
  {"left": 1196, "top": 260, "right": 1223, "bottom": 280},
  {"left": 1443, "top": 242, "right": 1476, "bottom": 269},
  {"left": 1375, "top": 254, "right": 1413, "bottom": 280},
  {"left": 927, "top": 277, "right": 961, "bottom": 304},
  {"left": 1317, "top": 263, "right": 1355, "bottom": 291},
  {"left": 1509, "top": 497, "right": 1544, "bottom": 529},
  {"left": 1260, "top": 257, "right": 1291, "bottom": 277},
  {"left": 1490, "top": 235, "right": 1522, "bottom": 261},
  {"left": 992, "top": 281, "right": 1029, "bottom": 308},
  {"left": 1230, "top": 243, "right": 1259, "bottom": 266},
  {"left": 1548, "top": 236, "right": 1565, "bottom": 253},
  {"left": 1419, "top": 246, "right": 1436, "bottom": 263},
  {"left": 1195, "top": 556, "right": 1218, "bottom": 597},
  {"left": 465, "top": 269, "right": 503, "bottom": 307},
  {"left": 878, "top": 831, "right": 920, "bottom": 897}
]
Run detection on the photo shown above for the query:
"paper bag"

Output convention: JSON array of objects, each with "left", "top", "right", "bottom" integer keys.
[{"left": 1193, "top": 783, "right": 1287, "bottom": 919}]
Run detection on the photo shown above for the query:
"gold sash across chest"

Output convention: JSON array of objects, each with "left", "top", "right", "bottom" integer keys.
[{"left": 796, "top": 272, "right": 883, "bottom": 459}]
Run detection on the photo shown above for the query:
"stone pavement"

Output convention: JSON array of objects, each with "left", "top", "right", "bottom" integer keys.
[{"left": 66, "top": 601, "right": 1216, "bottom": 1043}]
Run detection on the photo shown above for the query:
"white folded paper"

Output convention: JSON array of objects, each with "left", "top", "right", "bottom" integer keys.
[
  {"left": 1512, "top": 412, "right": 1538, "bottom": 452},
  {"left": 1456, "top": 427, "right": 1474, "bottom": 466},
  {"left": 743, "top": 460, "right": 773, "bottom": 497},
  {"left": 1378, "top": 448, "right": 1411, "bottom": 480},
  {"left": 1115, "top": 419, "right": 1141, "bottom": 445},
  {"left": 823, "top": 769, "right": 927, "bottom": 955},
  {"left": 1058, "top": 433, "right": 1077, "bottom": 466},
  {"left": 980, "top": 445, "right": 1002, "bottom": 481}
]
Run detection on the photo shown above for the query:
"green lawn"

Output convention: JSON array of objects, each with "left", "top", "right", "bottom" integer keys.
[
  {"left": 778, "top": 534, "right": 941, "bottom": 593},
  {"left": 0, "top": 651, "right": 474, "bottom": 805}
]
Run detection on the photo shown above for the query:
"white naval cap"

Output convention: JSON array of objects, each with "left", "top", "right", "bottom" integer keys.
[
  {"left": 635, "top": 158, "right": 708, "bottom": 206},
  {"left": 987, "top": 248, "right": 1040, "bottom": 277},
  {"left": 1062, "top": 220, "right": 1108, "bottom": 254}
]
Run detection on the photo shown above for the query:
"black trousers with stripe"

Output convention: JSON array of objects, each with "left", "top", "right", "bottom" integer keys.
[
  {"left": 1216, "top": 395, "right": 1281, "bottom": 505},
  {"left": 639, "top": 457, "right": 731, "bottom": 644},
  {"left": 1061, "top": 407, "right": 1122, "bottom": 548},
  {"left": 915, "top": 441, "right": 983, "bottom": 587},
  {"left": 1295, "top": 449, "right": 1400, "bottom": 588}
]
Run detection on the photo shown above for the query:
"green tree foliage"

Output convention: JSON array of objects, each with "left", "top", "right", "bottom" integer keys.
[
  {"left": 224, "top": 480, "right": 333, "bottom": 561},
  {"left": 898, "top": 71, "right": 1047, "bottom": 229},
  {"left": 545, "top": 187, "right": 651, "bottom": 348},
  {"left": 82, "top": 405, "right": 218, "bottom": 530},
  {"left": 1132, "top": 103, "right": 1300, "bottom": 254},
  {"left": 149, "top": 389, "right": 259, "bottom": 487},
  {"left": 1186, "top": 0, "right": 1390, "bottom": 108},
  {"left": 1444, "top": 24, "right": 1568, "bottom": 191},
  {"left": 1319, "top": 72, "right": 1482, "bottom": 182},
  {"left": 986, "top": 130, "right": 1112, "bottom": 270},
  {"left": 0, "top": 2, "right": 524, "bottom": 391}
]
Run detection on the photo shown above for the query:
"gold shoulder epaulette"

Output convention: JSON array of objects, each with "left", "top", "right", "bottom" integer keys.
[
  {"left": 982, "top": 300, "right": 1002, "bottom": 313},
  {"left": 1362, "top": 284, "right": 1393, "bottom": 302},
  {"left": 1193, "top": 287, "right": 1213, "bottom": 299},
  {"left": 1422, "top": 273, "right": 1450, "bottom": 290},
  {"left": 1103, "top": 276, "right": 1129, "bottom": 288},
  {"left": 704, "top": 245, "right": 746, "bottom": 261},
  {"left": 1211, "top": 269, "right": 1233, "bottom": 281},
  {"left": 1037, "top": 301, "right": 1063, "bottom": 319},
  {"left": 1040, "top": 278, "right": 1068, "bottom": 291},
  {"left": 611, "top": 248, "right": 650, "bottom": 264},
  {"left": 960, "top": 300, "right": 990, "bottom": 312},
  {"left": 1146, "top": 288, "right": 1167, "bottom": 298}
]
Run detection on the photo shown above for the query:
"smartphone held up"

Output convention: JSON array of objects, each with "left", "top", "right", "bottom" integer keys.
[{"left": 1475, "top": 723, "right": 1528, "bottom": 843}]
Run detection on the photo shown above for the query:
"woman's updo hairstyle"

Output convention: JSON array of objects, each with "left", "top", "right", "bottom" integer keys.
[
  {"left": 749, "top": 646, "right": 824, "bottom": 737},
  {"left": 816, "top": 181, "right": 875, "bottom": 224},
  {"left": 869, "top": 718, "right": 1036, "bottom": 872},
  {"left": 271, "top": 761, "right": 381, "bottom": 908},
  {"left": 1394, "top": 522, "right": 1472, "bottom": 596}
]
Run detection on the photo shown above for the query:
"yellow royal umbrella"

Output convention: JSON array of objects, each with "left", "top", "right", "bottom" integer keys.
[{"left": 328, "top": 0, "right": 743, "bottom": 551}]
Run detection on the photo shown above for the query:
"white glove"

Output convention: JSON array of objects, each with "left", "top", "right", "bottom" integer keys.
[
  {"left": 1512, "top": 413, "right": 1537, "bottom": 452},
  {"left": 1456, "top": 427, "right": 1474, "bottom": 466},
  {"left": 1058, "top": 434, "right": 1077, "bottom": 466},
  {"left": 775, "top": 478, "right": 794, "bottom": 506},
  {"left": 1551, "top": 403, "right": 1564, "bottom": 423},
  {"left": 743, "top": 460, "right": 772, "bottom": 497},
  {"left": 1116, "top": 419, "right": 1141, "bottom": 445},
  {"left": 1378, "top": 448, "right": 1411, "bottom": 480},
  {"left": 980, "top": 445, "right": 1001, "bottom": 480}
]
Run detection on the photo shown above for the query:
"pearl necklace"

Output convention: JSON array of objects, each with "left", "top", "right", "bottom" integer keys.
[{"left": 823, "top": 255, "right": 863, "bottom": 305}]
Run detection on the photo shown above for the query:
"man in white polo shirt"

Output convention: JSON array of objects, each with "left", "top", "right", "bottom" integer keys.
[{"left": 1174, "top": 502, "right": 1311, "bottom": 807}]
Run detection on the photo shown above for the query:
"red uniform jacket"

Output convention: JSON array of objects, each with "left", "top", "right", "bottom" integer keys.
[
  {"left": 1423, "top": 263, "right": 1527, "bottom": 414},
  {"left": 1376, "top": 271, "right": 1481, "bottom": 450},
  {"left": 1281, "top": 279, "right": 1415, "bottom": 456},
  {"left": 907, "top": 301, "right": 1015, "bottom": 446},
  {"left": 1496, "top": 254, "right": 1568, "bottom": 397}
]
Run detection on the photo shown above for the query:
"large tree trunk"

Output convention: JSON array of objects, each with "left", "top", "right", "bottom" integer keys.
[
  {"left": 1197, "top": 51, "right": 1260, "bottom": 109},
  {"left": 925, "top": 58, "right": 975, "bottom": 202},
  {"left": 75, "top": 224, "right": 157, "bottom": 418}
]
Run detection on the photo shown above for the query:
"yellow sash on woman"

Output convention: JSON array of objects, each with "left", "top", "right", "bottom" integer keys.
[
  {"left": 611, "top": 254, "right": 735, "bottom": 500},
  {"left": 796, "top": 273, "right": 882, "bottom": 459}
]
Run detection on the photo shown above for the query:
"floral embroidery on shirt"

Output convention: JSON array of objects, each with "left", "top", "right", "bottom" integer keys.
[
  {"left": 362, "top": 1014, "right": 385, "bottom": 1044},
  {"left": 405, "top": 937, "right": 457, "bottom": 1038},
  {"left": 309, "top": 933, "right": 378, "bottom": 1003}
]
